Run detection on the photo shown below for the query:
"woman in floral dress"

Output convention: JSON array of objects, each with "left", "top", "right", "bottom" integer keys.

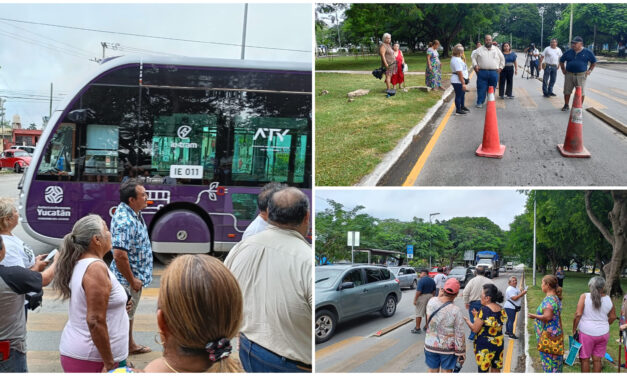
[
  {"left": 465, "top": 283, "right": 507, "bottom": 372},
  {"left": 426, "top": 40, "right": 444, "bottom": 90},
  {"left": 528, "top": 275, "right": 564, "bottom": 372}
]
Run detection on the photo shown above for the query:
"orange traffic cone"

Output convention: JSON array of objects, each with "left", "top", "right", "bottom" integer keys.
[
  {"left": 476, "top": 86, "right": 506, "bottom": 158},
  {"left": 557, "top": 86, "right": 590, "bottom": 158}
]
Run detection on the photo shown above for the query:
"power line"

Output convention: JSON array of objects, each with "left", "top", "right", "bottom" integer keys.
[
  {"left": 0, "top": 28, "right": 91, "bottom": 60},
  {"left": 0, "top": 16, "right": 311, "bottom": 53},
  {"left": 0, "top": 20, "right": 94, "bottom": 57}
]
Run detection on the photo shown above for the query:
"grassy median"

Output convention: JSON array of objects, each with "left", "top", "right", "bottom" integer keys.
[
  {"left": 315, "top": 73, "right": 449, "bottom": 186},
  {"left": 315, "top": 51, "right": 472, "bottom": 72},
  {"left": 524, "top": 270, "right": 627, "bottom": 372}
]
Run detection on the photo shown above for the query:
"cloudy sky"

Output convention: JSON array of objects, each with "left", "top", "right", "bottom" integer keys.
[
  {"left": 315, "top": 189, "right": 529, "bottom": 230},
  {"left": 0, "top": 3, "right": 312, "bottom": 128}
]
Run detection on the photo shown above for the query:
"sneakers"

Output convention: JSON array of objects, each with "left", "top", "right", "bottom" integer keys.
[
  {"left": 462, "top": 106, "right": 470, "bottom": 112},
  {"left": 549, "top": 92, "right": 557, "bottom": 96},
  {"left": 411, "top": 328, "right": 422, "bottom": 334},
  {"left": 499, "top": 95, "right": 505, "bottom": 99},
  {"left": 509, "top": 334, "right": 519, "bottom": 339},
  {"left": 456, "top": 109, "right": 469, "bottom": 115},
  {"left": 561, "top": 104, "right": 570, "bottom": 111},
  {"left": 475, "top": 103, "right": 483, "bottom": 109},
  {"left": 543, "top": 94, "right": 550, "bottom": 98},
  {"left": 506, "top": 95, "right": 515, "bottom": 99}
]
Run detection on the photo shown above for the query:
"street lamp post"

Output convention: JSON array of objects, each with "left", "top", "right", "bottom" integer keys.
[
  {"left": 533, "top": 194, "right": 537, "bottom": 286},
  {"left": 429, "top": 212, "right": 440, "bottom": 269},
  {"left": 539, "top": 6, "right": 545, "bottom": 48}
]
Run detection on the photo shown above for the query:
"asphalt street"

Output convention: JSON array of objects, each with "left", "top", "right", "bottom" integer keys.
[
  {"left": 315, "top": 270, "right": 525, "bottom": 373},
  {"left": 0, "top": 173, "right": 169, "bottom": 371},
  {"left": 382, "top": 55, "right": 627, "bottom": 186}
]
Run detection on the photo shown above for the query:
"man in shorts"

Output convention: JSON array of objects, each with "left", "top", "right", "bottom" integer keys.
[
  {"left": 412, "top": 269, "right": 436, "bottom": 334},
  {"left": 559, "top": 36, "right": 597, "bottom": 111}
]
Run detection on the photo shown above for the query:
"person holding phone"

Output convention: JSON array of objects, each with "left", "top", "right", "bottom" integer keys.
[
  {"left": 504, "top": 276, "right": 527, "bottom": 339},
  {"left": 0, "top": 236, "right": 56, "bottom": 372}
]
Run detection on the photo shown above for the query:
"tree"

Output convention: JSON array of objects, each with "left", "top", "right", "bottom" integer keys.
[
  {"left": 552, "top": 4, "right": 627, "bottom": 52},
  {"left": 585, "top": 191, "right": 627, "bottom": 297},
  {"left": 28, "top": 123, "right": 37, "bottom": 130}
]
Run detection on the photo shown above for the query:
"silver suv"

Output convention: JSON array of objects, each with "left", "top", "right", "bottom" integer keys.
[{"left": 315, "top": 264, "right": 402, "bottom": 343}]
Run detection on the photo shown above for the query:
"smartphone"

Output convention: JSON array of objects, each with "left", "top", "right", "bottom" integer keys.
[{"left": 44, "top": 249, "right": 58, "bottom": 263}]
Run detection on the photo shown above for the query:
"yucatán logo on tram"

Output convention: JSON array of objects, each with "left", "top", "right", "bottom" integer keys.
[{"left": 38, "top": 186, "right": 71, "bottom": 221}]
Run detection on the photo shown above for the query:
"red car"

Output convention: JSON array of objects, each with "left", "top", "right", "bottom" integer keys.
[{"left": 0, "top": 149, "right": 31, "bottom": 173}]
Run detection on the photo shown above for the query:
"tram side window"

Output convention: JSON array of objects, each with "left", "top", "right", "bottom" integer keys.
[
  {"left": 150, "top": 113, "right": 217, "bottom": 182},
  {"left": 84, "top": 124, "right": 119, "bottom": 177},
  {"left": 37, "top": 123, "right": 76, "bottom": 178},
  {"left": 232, "top": 117, "right": 308, "bottom": 184}
]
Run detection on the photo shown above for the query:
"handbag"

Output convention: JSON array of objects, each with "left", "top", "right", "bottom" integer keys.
[
  {"left": 464, "top": 78, "right": 469, "bottom": 85},
  {"left": 537, "top": 313, "right": 564, "bottom": 356},
  {"left": 508, "top": 299, "right": 521, "bottom": 312},
  {"left": 403, "top": 63, "right": 408, "bottom": 73}
]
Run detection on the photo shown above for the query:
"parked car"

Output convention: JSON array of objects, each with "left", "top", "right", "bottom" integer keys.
[
  {"left": 0, "top": 149, "right": 31, "bottom": 172},
  {"left": 315, "top": 264, "right": 402, "bottom": 343},
  {"left": 506, "top": 262, "right": 514, "bottom": 271},
  {"left": 389, "top": 266, "right": 418, "bottom": 290},
  {"left": 13, "top": 145, "right": 35, "bottom": 155},
  {"left": 447, "top": 266, "right": 475, "bottom": 288},
  {"left": 428, "top": 267, "right": 443, "bottom": 278}
]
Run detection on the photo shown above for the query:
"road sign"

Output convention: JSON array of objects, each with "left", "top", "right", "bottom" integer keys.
[
  {"left": 407, "top": 245, "right": 414, "bottom": 259},
  {"left": 347, "top": 231, "right": 360, "bottom": 247},
  {"left": 464, "top": 250, "right": 475, "bottom": 261}
]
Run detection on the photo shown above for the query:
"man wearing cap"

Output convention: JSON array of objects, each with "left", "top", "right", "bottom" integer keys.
[
  {"left": 462, "top": 265, "right": 491, "bottom": 340},
  {"left": 539, "top": 39, "right": 563, "bottom": 97},
  {"left": 525, "top": 43, "right": 540, "bottom": 78},
  {"left": 559, "top": 36, "right": 597, "bottom": 111},
  {"left": 412, "top": 269, "right": 436, "bottom": 334},
  {"left": 471, "top": 34, "right": 505, "bottom": 108},
  {"left": 424, "top": 278, "right": 467, "bottom": 372}
]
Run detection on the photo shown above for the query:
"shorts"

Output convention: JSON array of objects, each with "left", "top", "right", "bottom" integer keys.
[
  {"left": 125, "top": 286, "right": 142, "bottom": 320},
  {"left": 425, "top": 349, "right": 457, "bottom": 371},
  {"left": 563, "top": 71, "right": 587, "bottom": 96},
  {"left": 415, "top": 293, "right": 433, "bottom": 317},
  {"left": 579, "top": 331, "right": 609, "bottom": 359}
]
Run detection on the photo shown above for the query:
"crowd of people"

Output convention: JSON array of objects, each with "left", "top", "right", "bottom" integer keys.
[
  {"left": 377, "top": 32, "right": 598, "bottom": 115},
  {"left": 410, "top": 265, "right": 622, "bottom": 373},
  {"left": 0, "top": 180, "right": 312, "bottom": 373}
]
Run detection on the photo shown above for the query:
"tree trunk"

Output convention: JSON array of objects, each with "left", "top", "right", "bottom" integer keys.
[{"left": 585, "top": 190, "right": 627, "bottom": 297}]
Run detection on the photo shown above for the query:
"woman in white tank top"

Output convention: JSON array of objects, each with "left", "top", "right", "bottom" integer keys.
[
  {"left": 572, "top": 276, "right": 617, "bottom": 372},
  {"left": 52, "top": 215, "right": 129, "bottom": 372}
]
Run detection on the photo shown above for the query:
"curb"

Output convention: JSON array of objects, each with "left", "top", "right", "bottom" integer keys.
[{"left": 357, "top": 86, "right": 454, "bottom": 186}]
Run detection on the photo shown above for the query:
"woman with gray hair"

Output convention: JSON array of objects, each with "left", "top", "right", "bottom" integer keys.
[
  {"left": 572, "top": 276, "right": 617, "bottom": 372},
  {"left": 53, "top": 214, "right": 129, "bottom": 372},
  {"left": 379, "top": 32, "right": 396, "bottom": 94},
  {"left": 450, "top": 44, "right": 470, "bottom": 115}
]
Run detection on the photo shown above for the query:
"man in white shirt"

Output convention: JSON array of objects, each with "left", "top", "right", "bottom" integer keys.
[
  {"left": 433, "top": 267, "right": 447, "bottom": 296},
  {"left": 539, "top": 39, "right": 563, "bottom": 97},
  {"left": 225, "top": 187, "right": 311, "bottom": 372},
  {"left": 241, "top": 182, "right": 286, "bottom": 240},
  {"left": 504, "top": 276, "right": 527, "bottom": 339},
  {"left": 471, "top": 35, "right": 505, "bottom": 108}
]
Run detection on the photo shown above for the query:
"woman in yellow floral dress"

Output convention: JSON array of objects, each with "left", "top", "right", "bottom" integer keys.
[{"left": 465, "top": 283, "right": 507, "bottom": 372}]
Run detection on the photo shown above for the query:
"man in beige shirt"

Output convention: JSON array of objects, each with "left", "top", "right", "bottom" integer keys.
[
  {"left": 462, "top": 265, "right": 492, "bottom": 340},
  {"left": 224, "top": 187, "right": 312, "bottom": 372},
  {"left": 471, "top": 34, "right": 505, "bottom": 108}
]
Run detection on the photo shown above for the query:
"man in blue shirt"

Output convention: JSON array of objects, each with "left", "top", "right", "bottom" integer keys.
[
  {"left": 412, "top": 269, "right": 436, "bottom": 334},
  {"left": 559, "top": 36, "right": 597, "bottom": 111},
  {"left": 110, "top": 179, "right": 153, "bottom": 355}
]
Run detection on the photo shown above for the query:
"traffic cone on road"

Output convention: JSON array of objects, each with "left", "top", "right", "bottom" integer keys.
[
  {"left": 557, "top": 86, "right": 591, "bottom": 158},
  {"left": 476, "top": 86, "right": 506, "bottom": 158}
]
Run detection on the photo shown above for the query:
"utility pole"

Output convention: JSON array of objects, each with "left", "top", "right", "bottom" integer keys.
[
  {"left": 569, "top": 4, "right": 574, "bottom": 48},
  {"left": 101, "top": 42, "right": 106, "bottom": 59},
  {"left": 49, "top": 83, "right": 53, "bottom": 118},
  {"left": 533, "top": 194, "right": 537, "bottom": 286},
  {"left": 241, "top": 4, "right": 248, "bottom": 60},
  {"left": 336, "top": 8, "right": 341, "bottom": 48}
]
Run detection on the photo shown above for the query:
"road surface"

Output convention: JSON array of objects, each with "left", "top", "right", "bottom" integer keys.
[
  {"left": 381, "top": 56, "right": 627, "bottom": 186},
  {"left": 315, "top": 270, "right": 526, "bottom": 373}
]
